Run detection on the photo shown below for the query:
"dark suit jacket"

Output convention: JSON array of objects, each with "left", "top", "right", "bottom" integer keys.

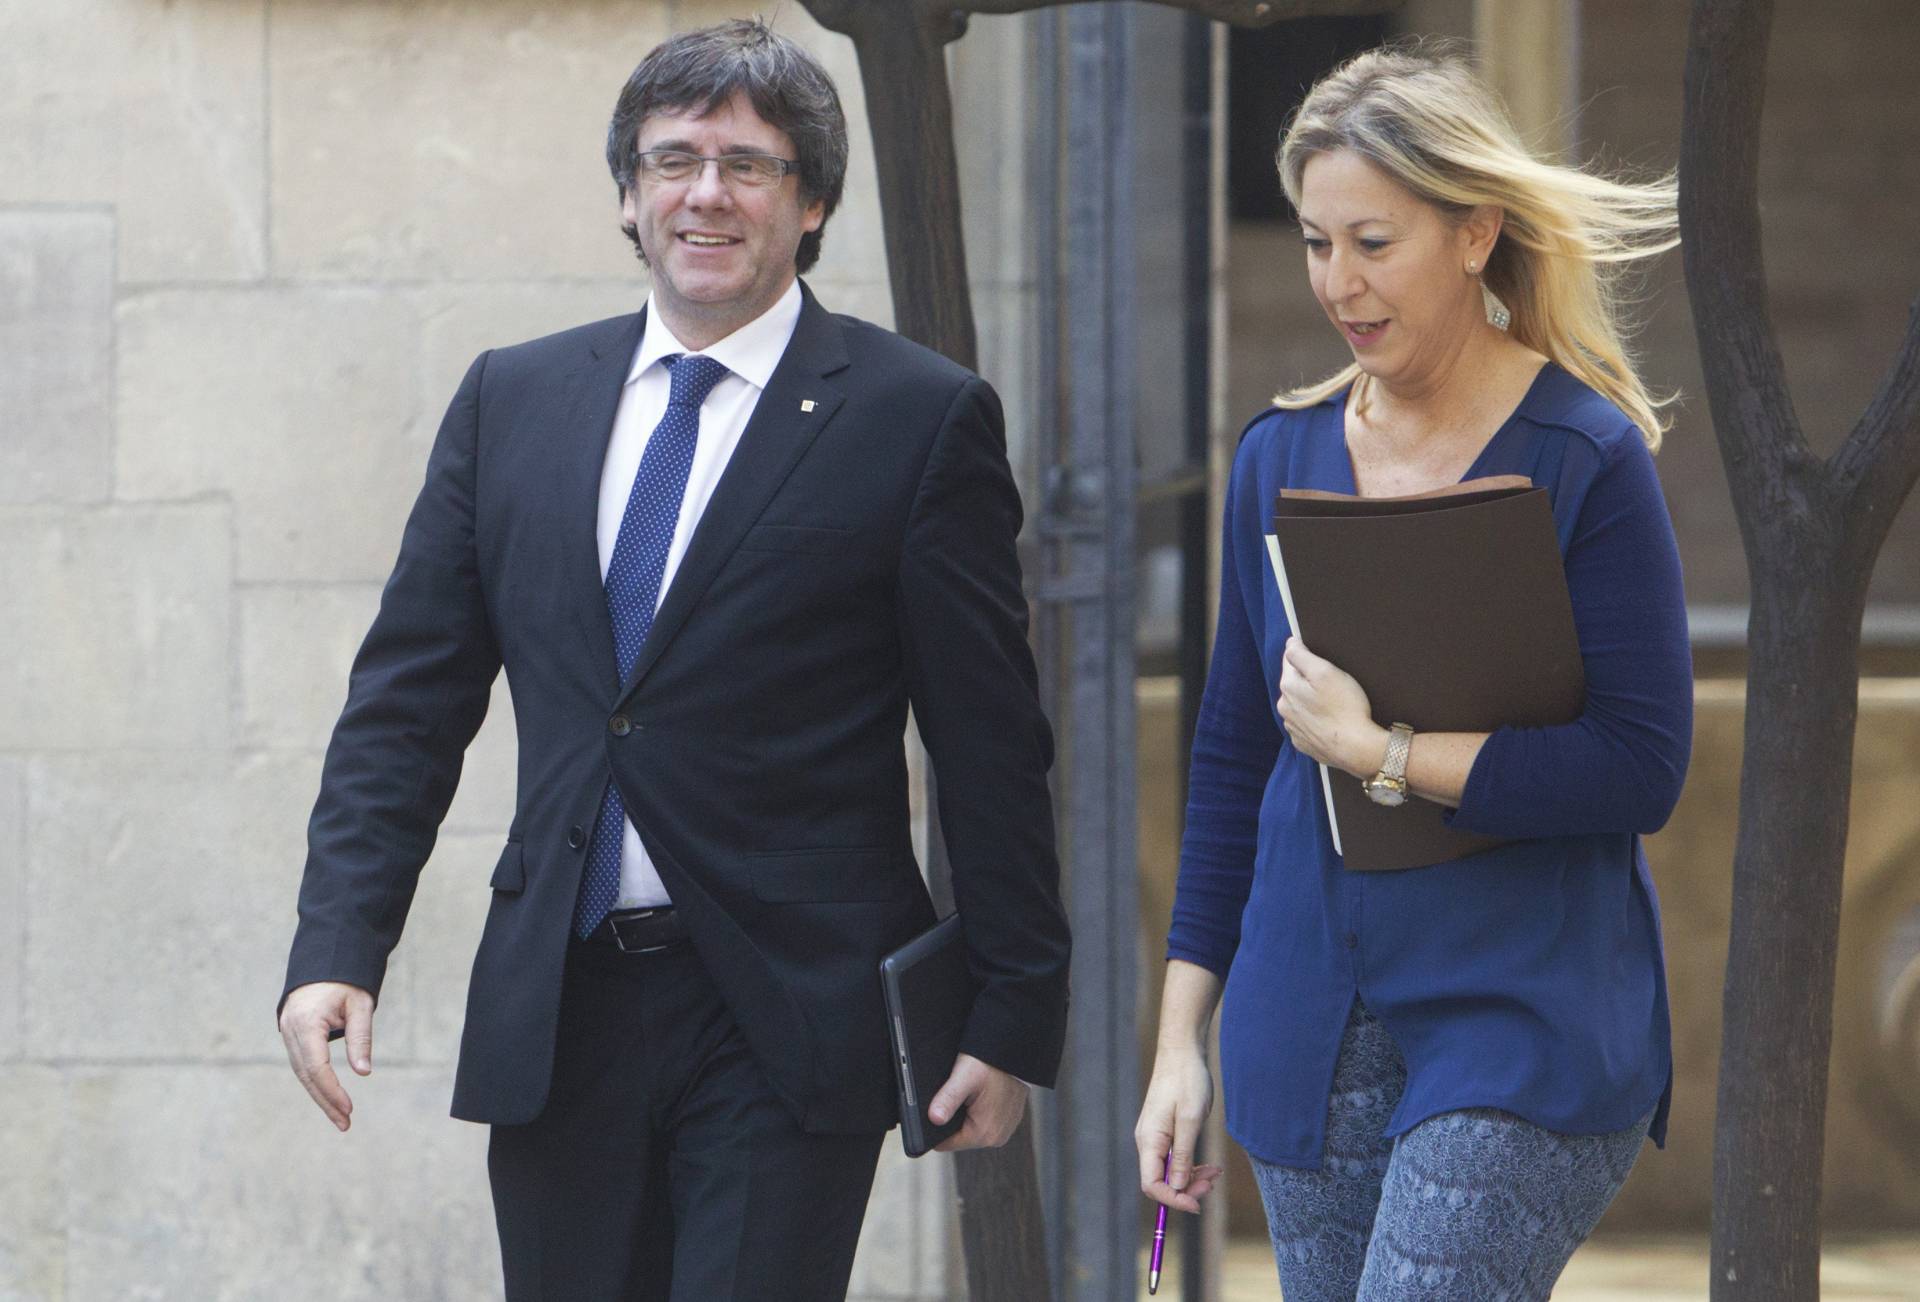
[{"left": 281, "top": 282, "right": 1071, "bottom": 1132}]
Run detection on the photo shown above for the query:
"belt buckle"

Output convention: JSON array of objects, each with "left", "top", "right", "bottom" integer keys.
[{"left": 609, "top": 907, "right": 674, "bottom": 955}]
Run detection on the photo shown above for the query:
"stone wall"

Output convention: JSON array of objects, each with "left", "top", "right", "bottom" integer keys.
[{"left": 0, "top": 3, "right": 1048, "bottom": 1297}]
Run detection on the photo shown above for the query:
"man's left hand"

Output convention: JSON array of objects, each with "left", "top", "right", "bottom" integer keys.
[{"left": 928, "top": 1053, "right": 1027, "bottom": 1151}]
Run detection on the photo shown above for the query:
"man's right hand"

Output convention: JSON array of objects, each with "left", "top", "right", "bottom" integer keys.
[{"left": 278, "top": 981, "right": 376, "bottom": 1131}]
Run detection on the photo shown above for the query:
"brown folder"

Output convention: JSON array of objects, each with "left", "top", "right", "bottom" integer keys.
[{"left": 1265, "top": 477, "right": 1585, "bottom": 872}]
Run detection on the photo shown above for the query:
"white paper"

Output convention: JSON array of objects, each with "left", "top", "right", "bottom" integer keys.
[{"left": 1265, "top": 533, "right": 1342, "bottom": 856}]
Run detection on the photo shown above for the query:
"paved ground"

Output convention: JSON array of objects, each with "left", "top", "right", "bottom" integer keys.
[{"left": 1143, "top": 1236, "right": 1920, "bottom": 1300}]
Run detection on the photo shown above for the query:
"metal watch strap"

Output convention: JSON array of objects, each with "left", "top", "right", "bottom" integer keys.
[{"left": 1381, "top": 722, "right": 1414, "bottom": 784}]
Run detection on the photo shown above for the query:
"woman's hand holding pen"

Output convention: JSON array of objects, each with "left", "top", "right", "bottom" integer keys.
[
  {"left": 1277, "top": 636, "right": 1389, "bottom": 779},
  {"left": 1135, "top": 1045, "right": 1225, "bottom": 1214}
]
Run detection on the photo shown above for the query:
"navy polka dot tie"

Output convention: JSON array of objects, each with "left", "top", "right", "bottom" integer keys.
[{"left": 573, "top": 353, "right": 732, "bottom": 939}]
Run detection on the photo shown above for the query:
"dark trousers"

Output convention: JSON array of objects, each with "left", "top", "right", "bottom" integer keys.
[{"left": 488, "top": 936, "right": 887, "bottom": 1302}]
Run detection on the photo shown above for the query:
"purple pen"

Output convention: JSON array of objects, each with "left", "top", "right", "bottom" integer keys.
[{"left": 1148, "top": 1154, "right": 1170, "bottom": 1294}]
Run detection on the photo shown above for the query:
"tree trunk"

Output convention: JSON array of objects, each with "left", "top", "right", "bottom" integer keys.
[
  {"left": 1681, "top": 1, "right": 1920, "bottom": 1296},
  {"left": 832, "top": 10, "right": 980, "bottom": 369},
  {"left": 1712, "top": 568, "right": 1863, "bottom": 1299}
]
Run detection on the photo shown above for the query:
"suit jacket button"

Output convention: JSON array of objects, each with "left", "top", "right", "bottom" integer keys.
[
  {"left": 609, "top": 714, "right": 631, "bottom": 737},
  {"left": 567, "top": 825, "right": 586, "bottom": 850}
]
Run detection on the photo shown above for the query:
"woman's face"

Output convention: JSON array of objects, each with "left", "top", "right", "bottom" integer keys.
[{"left": 1296, "top": 149, "right": 1491, "bottom": 395}]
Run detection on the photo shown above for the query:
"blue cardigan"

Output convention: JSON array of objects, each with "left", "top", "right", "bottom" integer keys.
[{"left": 1167, "top": 362, "right": 1692, "bottom": 1168}]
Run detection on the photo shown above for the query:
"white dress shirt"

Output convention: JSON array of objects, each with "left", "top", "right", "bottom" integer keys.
[{"left": 598, "top": 279, "right": 803, "bottom": 907}]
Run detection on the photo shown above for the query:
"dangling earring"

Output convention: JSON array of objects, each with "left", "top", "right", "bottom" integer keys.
[
  {"left": 1472, "top": 261, "right": 1511, "bottom": 331},
  {"left": 1481, "top": 282, "right": 1511, "bottom": 331}
]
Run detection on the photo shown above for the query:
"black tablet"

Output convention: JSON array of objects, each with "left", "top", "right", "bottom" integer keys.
[{"left": 879, "top": 913, "right": 971, "bottom": 1156}]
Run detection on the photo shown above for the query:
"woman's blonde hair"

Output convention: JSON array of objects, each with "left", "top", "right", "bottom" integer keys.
[{"left": 1274, "top": 43, "right": 1679, "bottom": 449}]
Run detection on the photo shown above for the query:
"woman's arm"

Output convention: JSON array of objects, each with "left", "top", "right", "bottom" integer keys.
[
  {"left": 1136, "top": 959, "right": 1227, "bottom": 1213},
  {"left": 1275, "top": 432, "right": 1691, "bottom": 836},
  {"left": 1165, "top": 441, "right": 1286, "bottom": 975},
  {"left": 1143, "top": 432, "right": 1281, "bottom": 1211},
  {"left": 1277, "top": 637, "right": 1488, "bottom": 807},
  {"left": 1449, "top": 435, "right": 1692, "bottom": 836}
]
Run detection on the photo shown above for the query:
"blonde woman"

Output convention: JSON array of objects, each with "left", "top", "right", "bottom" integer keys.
[{"left": 1135, "top": 46, "right": 1691, "bottom": 1300}]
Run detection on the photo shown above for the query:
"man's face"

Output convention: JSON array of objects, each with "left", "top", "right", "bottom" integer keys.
[{"left": 622, "top": 91, "right": 825, "bottom": 346}]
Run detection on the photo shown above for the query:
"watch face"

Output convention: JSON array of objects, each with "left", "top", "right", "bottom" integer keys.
[{"left": 1364, "top": 778, "right": 1407, "bottom": 807}]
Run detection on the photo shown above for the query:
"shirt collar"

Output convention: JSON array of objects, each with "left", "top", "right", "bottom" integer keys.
[{"left": 627, "top": 279, "right": 804, "bottom": 391}]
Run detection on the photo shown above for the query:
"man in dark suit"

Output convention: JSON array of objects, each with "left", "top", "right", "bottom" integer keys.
[{"left": 276, "top": 20, "right": 1070, "bottom": 1300}]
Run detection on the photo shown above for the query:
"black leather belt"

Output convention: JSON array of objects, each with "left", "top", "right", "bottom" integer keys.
[{"left": 586, "top": 906, "right": 690, "bottom": 955}]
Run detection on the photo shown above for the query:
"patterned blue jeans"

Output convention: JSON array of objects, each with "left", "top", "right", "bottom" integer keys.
[{"left": 1250, "top": 1001, "right": 1650, "bottom": 1301}]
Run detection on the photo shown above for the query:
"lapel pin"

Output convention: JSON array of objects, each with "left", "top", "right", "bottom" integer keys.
[{"left": 800, "top": 399, "right": 816, "bottom": 413}]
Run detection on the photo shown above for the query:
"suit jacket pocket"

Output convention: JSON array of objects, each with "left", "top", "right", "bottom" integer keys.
[
  {"left": 748, "top": 847, "right": 909, "bottom": 902},
  {"left": 738, "top": 524, "right": 854, "bottom": 556},
  {"left": 490, "top": 840, "right": 526, "bottom": 894}
]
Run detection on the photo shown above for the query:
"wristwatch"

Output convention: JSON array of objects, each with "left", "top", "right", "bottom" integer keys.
[{"left": 1362, "top": 723, "right": 1415, "bottom": 807}]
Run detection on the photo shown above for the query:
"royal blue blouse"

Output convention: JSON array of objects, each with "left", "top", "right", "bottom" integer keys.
[{"left": 1167, "top": 362, "right": 1691, "bottom": 1168}]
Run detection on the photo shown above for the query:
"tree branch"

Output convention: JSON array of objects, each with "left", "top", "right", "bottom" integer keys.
[
  {"left": 806, "top": 0, "right": 1399, "bottom": 38},
  {"left": 829, "top": 11, "right": 979, "bottom": 365},
  {"left": 956, "top": 0, "right": 1399, "bottom": 22},
  {"left": 802, "top": 0, "right": 964, "bottom": 41},
  {"left": 1679, "top": 0, "right": 1808, "bottom": 507},
  {"left": 1834, "top": 296, "right": 1920, "bottom": 543}
]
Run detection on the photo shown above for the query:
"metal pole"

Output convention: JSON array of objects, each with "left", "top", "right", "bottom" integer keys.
[{"left": 1036, "top": 6, "right": 1142, "bottom": 1299}]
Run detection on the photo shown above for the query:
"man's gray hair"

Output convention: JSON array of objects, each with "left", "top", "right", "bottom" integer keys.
[{"left": 607, "top": 19, "right": 849, "bottom": 274}]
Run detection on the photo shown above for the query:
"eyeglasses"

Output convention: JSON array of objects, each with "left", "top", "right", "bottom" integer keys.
[{"left": 634, "top": 150, "right": 800, "bottom": 188}]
